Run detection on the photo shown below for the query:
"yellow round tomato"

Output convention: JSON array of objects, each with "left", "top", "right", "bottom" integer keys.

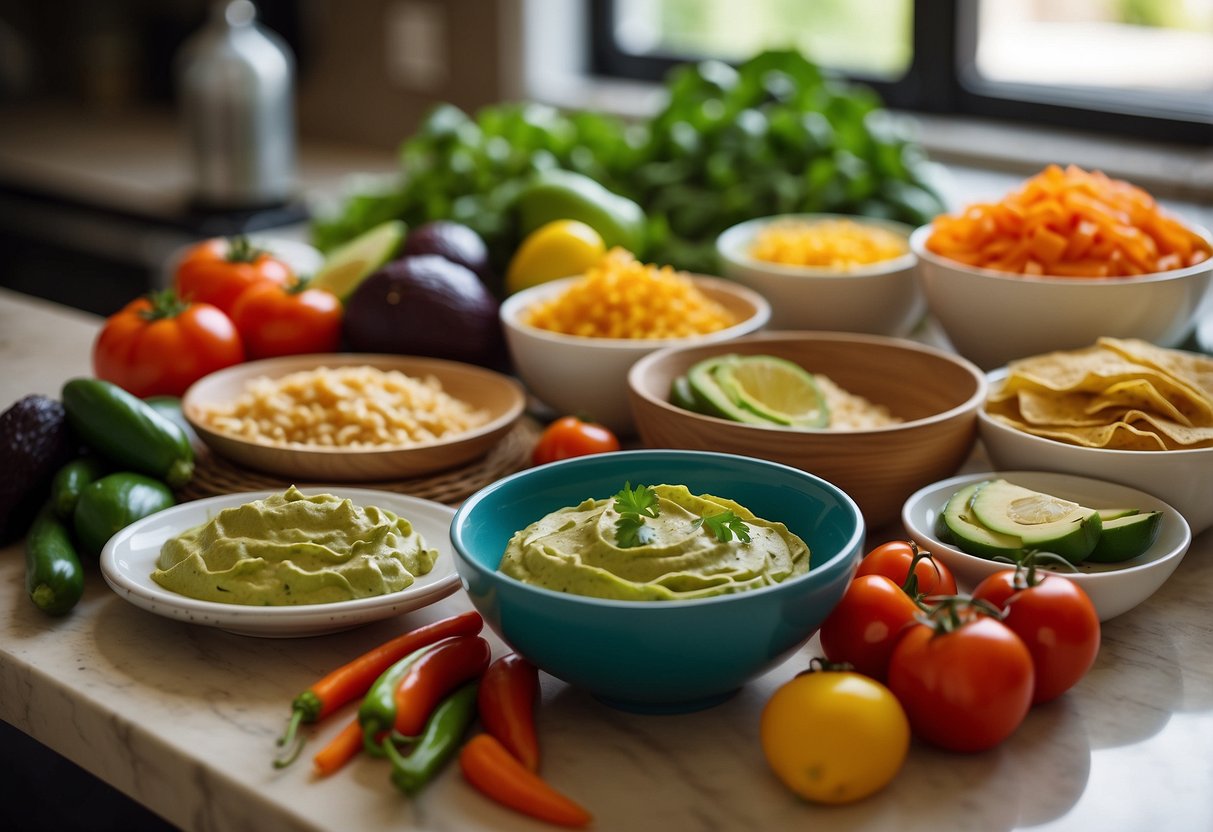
[
  {"left": 760, "top": 669, "right": 909, "bottom": 805},
  {"left": 505, "top": 219, "right": 606, "bottom": 294}
]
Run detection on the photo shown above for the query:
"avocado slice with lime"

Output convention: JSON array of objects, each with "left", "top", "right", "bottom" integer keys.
[
  {"left": 685, "top": 356, "right": 776, "bottom": 425},
  {"left": 969, "top": 479, "right": 1102, "bottom": 564},
  {"left": 311, "top": 219, "right": 406, "bottom": 301},
  {"left": 1087, "top": 511, "right": 1162, "bottom": 563},
  {"left": 714, "top": 355, "right": 829, "bottom": 428},
  {"left": 941, "top": 482, "right": 1025, "bottom": 561}
]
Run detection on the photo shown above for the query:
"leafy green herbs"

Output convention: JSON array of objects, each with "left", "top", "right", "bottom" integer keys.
[
  {"left": 693, "top": 511, "right": 752, "bottom": 544},
  {"left": 613, "top": 483, "right": 659, "bottom": 549},
  {"left": 612, "top": 484, "right": 751, "bottom": 548}
]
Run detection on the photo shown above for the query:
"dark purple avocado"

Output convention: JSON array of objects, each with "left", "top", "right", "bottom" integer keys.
[{"left": 343, "top": 255, "right": 506, "bottom": 369}]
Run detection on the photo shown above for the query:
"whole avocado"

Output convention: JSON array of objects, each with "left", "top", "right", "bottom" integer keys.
[
  {"left": 0, "top": 395, "right": 76, "bottom": 544},
  {"left": 402, "top": 221, "right": 496, "bottom": 291},
  {"left": 343, "top": 255, "right": 506, "bottom": 369}
]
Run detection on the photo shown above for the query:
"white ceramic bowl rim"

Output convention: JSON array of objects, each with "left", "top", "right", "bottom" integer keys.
[
  {"left": 450, "top": 450, "right": 866, "bottom": 610},
  {"left": 910, "top": 222, "right": 1213, "bottom": 285},
  {"left": 717, "top": 213, "right": 918, "bottom": 278},
  {"left": 981, "top": 368, "right": 1213, "bottom": 458},
  {"left": 183, "top": 353, "right": 526, "bottom": 457},
  {"left": 499, "top": 274, "right": 773, "bottom": 350},
  {"left": 903, "top": 470, "right": 1192, "bottom": 580},
  {"left": 629, "top": 331, "right": 989, "bottom": 436}
]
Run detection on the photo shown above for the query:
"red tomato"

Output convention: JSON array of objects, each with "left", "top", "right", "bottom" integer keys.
[
  {"left": 855, "top": 540, "right": 957, "bottom": 598},
  {"left": 175, "top": 236, "right": 293, "bottom": 315},
  {"left": 93, "top": 291, "right": 244, "bottom": 397},
  {"left": 972, "top": 570, "right": 1100, "bottom": 705},
  {"left": 887, "top": 609, "right": 1034, "bottom": 752},
  {"left": 229, "top": 281, "right": 343, "bottom": 359},
  {"left": 532, "top": 416, "right": 621, "bottom": 465},
  {"left": 818, "top": 574, "right": 921, "bottom": 681}
]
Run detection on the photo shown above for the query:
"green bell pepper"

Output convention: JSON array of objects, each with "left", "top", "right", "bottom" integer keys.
[{"left": 514, "top": 169, "right": 647, "bottom": 256}]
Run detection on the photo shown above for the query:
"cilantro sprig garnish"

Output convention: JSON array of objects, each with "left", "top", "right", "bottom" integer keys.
[
  {"left": 693, "top": 511, "right": 752, "bottom": 544},
  {"left": 613, "top": 483, "right": 660, "bottom": 549}
]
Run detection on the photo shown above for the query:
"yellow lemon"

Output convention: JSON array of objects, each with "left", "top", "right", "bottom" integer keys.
[{"left": 505, "top": 220, "right": 607, "bottom": 294}]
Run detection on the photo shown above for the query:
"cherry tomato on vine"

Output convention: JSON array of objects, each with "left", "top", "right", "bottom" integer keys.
[
  {"left": 855, "top": 540, "right": 957, "bottom": 598},
  {"left": 972, "top": 568, "right": 1100, "bottom": 705},
  {"left": 532, "top": 416, "right": 620, "bottom": 466},
  {"left": 761, "top": 665, "right": 909, "bottom": 804},
  {"left": 92, "top": 290, "right": 244, "bottom": 398},
  {"left": 887, "top": 602, "right": 1034, "bottom": 753},
  {"left": 229, "top": 279, "right": 344, "bottom": 359},
  {"left": 818, "top": 575, "right": 921, "bottom": 681},
  {"left": 175, "top": 236, "right": 293, "bottom": 315}
]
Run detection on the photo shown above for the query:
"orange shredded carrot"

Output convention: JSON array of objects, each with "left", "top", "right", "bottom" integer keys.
[{"left": 926, "top": 164, "right": 1211, "bottom": 277}]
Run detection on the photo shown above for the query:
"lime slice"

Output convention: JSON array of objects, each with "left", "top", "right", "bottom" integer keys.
[
  {"left": 311, "top": 220, "right": 406, "bottom": 301},
  {"left": 715, "top": 356, "right": 829, "bottom": 428},
  {"left": 686, "top": 356, "right": 777, "bottom": 425}
]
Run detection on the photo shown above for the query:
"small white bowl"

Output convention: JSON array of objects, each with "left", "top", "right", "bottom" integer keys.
[
  {"left": 911, "top": 223, "right": 1213, "bottom": 370},
  {"left": 100, "top": 488, "right": 460, "bottom": 637},
  {"left": 978, "top": 368, "right": 1213, "bottom": 535},
  {"left": 183, "top": 353, "right": 525, "bottom": 481},
  {"left": 500, "top": 274, "right": 770, "bottom": 434},
  {"left": 902, "top": 471, "right": 1191, "bottom": 621},
  {"left": 716, "top": 214, "right": 924, "bottom": 336}
]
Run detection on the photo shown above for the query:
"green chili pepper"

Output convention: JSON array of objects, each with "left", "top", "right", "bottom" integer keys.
[
  {"left": 358, "top": 643, "right": 438, "bottom": 756},
  {"left": 383, "top": 682, "right": 480, "bottom": 796}
]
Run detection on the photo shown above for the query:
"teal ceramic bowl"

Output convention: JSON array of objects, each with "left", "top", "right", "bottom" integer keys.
[{"left": 449, "top": 450, "right": 865, "bottom": 713}]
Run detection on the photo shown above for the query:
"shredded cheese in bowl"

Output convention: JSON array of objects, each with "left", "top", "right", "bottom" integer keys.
[
  {"left": 749, "top": 218, "right": 909, "bottom": 270},
  {"left": 524, "top": 248, "right": 736, "bottom": 339}
]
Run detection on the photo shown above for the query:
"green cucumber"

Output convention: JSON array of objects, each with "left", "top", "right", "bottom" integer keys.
[
  {"left": 73, "top": 472, "right": 175, "bottom": 557},
  {"left": 25, "top": 504, "right": 85, "bottom": 616},
  {"left": 50, "top": 456, "right": 108, "bottom": 521},
  {"left": 61, "top": 379, "right": 194, "bottom": 488}
]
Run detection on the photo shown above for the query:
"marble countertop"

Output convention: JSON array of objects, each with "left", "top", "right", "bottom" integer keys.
[{"left": 2, "top": 286, "right": 1212, "bottom": 832}]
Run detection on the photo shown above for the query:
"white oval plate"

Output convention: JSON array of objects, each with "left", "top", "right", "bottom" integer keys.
[
  {"left": 100, "top": 488, "right": 460, "bottom": 638},
  {"left": 902, "top": 471, "right": 1192, "bottom": 621}
]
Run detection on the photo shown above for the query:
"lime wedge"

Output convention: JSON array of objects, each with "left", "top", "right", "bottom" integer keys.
[
  {"left": 715, "top": 356, "right": 829, "bottom": 428},
  {"left": 311, "top": 220, "right": 406, "bottom": 301}
]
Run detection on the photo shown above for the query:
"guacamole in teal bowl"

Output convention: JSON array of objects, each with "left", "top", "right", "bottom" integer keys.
[{"left": 450, "top": 449, "right": 864, "bottom": 712}]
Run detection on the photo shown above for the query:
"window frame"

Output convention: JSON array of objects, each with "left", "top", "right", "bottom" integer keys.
[{"left": 587, "top": 0, "right": 1212, "bottom": 145}]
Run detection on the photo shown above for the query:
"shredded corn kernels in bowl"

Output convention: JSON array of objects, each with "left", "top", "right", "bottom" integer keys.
[
  {"left": 523, "top": 248, "right": 737, "bottom": 339},
  {"left": 749, "top": 218, "right": 908, "bottom": 269}
]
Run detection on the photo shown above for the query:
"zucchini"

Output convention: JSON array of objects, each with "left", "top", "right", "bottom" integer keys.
[
  {"left": 25, "top": 504, "right": 85, "bottom": 615},
  {"left": 50, "top": 456, "right": 108, "bottom": 521},
  {"left": 73, "top": 472, "right": 175, "bottom": 557},
  {"left": 61, "top": 378, "right": 194, "bottom": 488}
]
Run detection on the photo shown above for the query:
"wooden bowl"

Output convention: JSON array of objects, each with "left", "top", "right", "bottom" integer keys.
[
  {"left": 627, "top": 332, "right": 987, "bottom": 528},
  {"left": 183, "top": 354, "right": 526, "bottom": 482}
]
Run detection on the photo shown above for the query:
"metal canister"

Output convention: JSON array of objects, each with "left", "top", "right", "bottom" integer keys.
[{"left": 175, "top": 0, "right": 296, "bottom": 209}]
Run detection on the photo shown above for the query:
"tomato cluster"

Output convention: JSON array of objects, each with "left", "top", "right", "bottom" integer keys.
[
  {"left": 93, "top": 237, "right": 345, "bottom": 398},
  {"left": 819, "top": 541, "right": 1100, "bottom": 753}
]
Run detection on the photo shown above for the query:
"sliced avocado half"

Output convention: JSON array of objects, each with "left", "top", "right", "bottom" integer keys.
[
  {"left": 311, "top": 220, "right": 406, "bottom": 301},
  {"left": 969, "top": 479, "right": 1102, "bottom": 563},
  {"left": 1087, "top": 511, "right": 1162, "bottom": 563},
  {"left": 941, "top": 481, "right": 1025, "bottom": 562}
]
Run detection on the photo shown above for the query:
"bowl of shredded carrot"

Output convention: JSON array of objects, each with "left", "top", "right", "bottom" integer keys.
[
  {"left": 716, "top": 213, "right": 924, "bottom": 336},
  {"left": 912, "top": 164, "right": 1213, "bottom": 370},
  {"left": 500, "top": 249, "right": 771, "bottom": 434}
]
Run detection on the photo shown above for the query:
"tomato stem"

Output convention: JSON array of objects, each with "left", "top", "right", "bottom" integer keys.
[
  {"left": 137, "top": 289, "right": 190, "bottom": 321},
  {"left": 225, "top": 235, "right": 264, "bottom": 263}
]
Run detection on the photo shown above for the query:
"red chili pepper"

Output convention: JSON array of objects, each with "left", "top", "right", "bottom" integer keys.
[
  {"left": 273, "top": 610, "right": 482, "bottom": 767},
  {"left": 460, "top": 734, "right": 591, "bottom": 829},
  {"left": 393, "top": 636, "right": 492, "bottom": 738},
  {"left": 478, "top": 653, "right": 541, "bottom": 771}
]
